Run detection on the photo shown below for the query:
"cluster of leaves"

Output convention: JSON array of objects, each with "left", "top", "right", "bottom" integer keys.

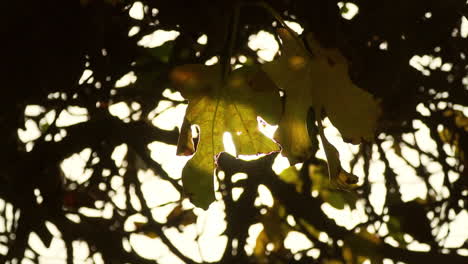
[
  {"left": 1, "top": 0, "right": 467, "bottom": 264},
  {"left": 172, "top": 27, "right": 381, "bottom": 208}
]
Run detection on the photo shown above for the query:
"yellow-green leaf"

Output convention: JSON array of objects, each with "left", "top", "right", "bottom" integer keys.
[
  {"left": 263, "top": 28, "right": 380, "bottom": 189},
  {"left": 171, "top": 65, "right": 281, "bottom": 209}
]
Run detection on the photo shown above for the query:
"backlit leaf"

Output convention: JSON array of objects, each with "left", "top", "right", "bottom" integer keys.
[
  {"left": 171, "top": 65, "right": 281, "bottom": 208},
  {"left": 263, "top": 28, "right": 380, "bottom": 189}
]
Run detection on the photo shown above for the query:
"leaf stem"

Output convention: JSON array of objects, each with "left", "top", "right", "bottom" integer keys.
[{"left": 221, "top": 3, "right": 240, "bottom": 82}]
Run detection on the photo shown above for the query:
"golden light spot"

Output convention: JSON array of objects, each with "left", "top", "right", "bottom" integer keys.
[
  {"left": 288, "top": 56, "right": 306, "bottom": 70},
  {"left": 170, "top": 69, "right": 199, "bottom": 86}
]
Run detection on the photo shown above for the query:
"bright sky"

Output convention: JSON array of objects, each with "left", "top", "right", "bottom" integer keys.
[{"left": 6, "top": 2, "right": 468, "bottom": 263}]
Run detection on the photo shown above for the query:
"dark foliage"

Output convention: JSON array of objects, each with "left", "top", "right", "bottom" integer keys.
[{"left": 1, "top": 0, "right": 467, "bottom": 263}]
